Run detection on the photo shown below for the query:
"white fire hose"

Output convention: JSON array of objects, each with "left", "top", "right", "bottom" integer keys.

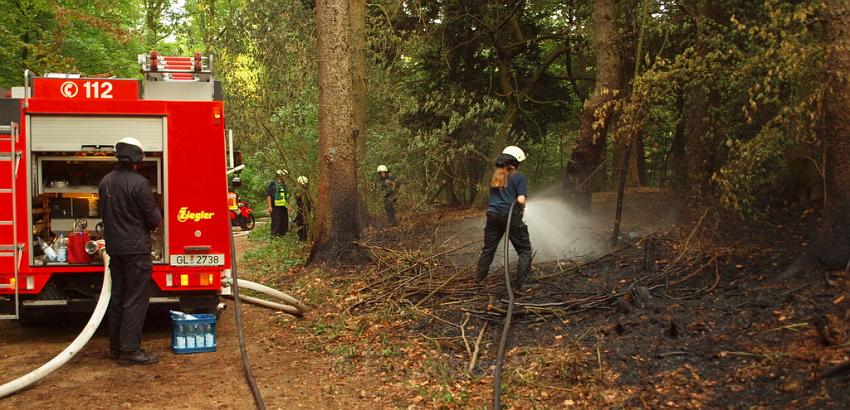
[
  {"left": 0, "top": 253, "right": 305, "bottom": 399},
  {"left": 0, "top": 252, "right": 112, "bottom": 398},
  {"left": 224, "top": 279, "right": 306, "bottom": 317}
]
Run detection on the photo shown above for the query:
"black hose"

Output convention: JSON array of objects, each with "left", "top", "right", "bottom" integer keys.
[
  {"left": 229, "top": 231, "right": 266, "bottom": 410},
  {"left": 492, "top": 201, "right": 517, "bottom": 410}
]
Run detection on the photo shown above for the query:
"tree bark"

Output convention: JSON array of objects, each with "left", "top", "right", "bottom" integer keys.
[
  {"left": 349, "top": 0, "right": 371, "bottom": 226},
  {"left": 670, "top": 90, "right": 688, "bottom": 189},
  {"left": 612, "top": 132, "right": 646, "bottom": 187},
  {"left": 815, "top": 0, "right": 850, "bottom": 268},
  {"left": 683, "top": 0, "right": 722, "bottom": 200},
  {"left": 564, "top": 0, "right": 624, "bottom": 212},
  {"left": 311, "top": 0, "right": 361, "bottom": 263}
]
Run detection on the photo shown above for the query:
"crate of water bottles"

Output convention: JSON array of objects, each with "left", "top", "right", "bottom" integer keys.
[{"left": 170, "top": 310, "right": 217, "bottom": 354}]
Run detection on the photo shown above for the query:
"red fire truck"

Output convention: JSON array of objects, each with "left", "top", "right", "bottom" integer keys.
[{"left": 0, "top": 53, "right": 234, "bottom": 322}]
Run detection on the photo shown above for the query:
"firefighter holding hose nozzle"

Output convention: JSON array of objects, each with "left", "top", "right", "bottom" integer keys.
[
  {"left": 98, "top": 137, "right": 162, "bottom": 365},
  {"left": 475, "top": 146, "right": 533, "bottom": 290}
]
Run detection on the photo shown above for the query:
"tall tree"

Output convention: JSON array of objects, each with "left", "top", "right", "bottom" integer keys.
[
  {"left": 350, "top": 0, "right": 370, "bottom": 224},
  {"left": 815, "top": 0, "right": 850, "bottom": 268},
  {"left": 471, "top": 3, "right": 574, "bottom": 202},
  {"left": 682, "top": 0, "right": 722, "bottom": 200},
  {"left": 563, "top": 0, "right": 625, "bottom": 212},
  {"left": 143, "top": 0, "right": 169, "bottom": 48},
  {"left": 311, "top": 0, "right": 361, "bottom": 262}
]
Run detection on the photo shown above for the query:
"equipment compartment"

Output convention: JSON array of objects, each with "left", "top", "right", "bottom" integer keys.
[{"left": 29, "top": 154, "right": 166, "bottom": 266}]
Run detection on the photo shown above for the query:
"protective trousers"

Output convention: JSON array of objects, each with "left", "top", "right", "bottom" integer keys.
[
  {"left": 271, "top": 206, "right": 289, "bottom": 236},
  {"left": 384, "top": 195, "right": 398, "bottom": 226},
  {"left": 294, "top": 212, "right": 308, "bottom": 241},
  {"left": 475, "top": 212, "right": 532, "bottom": 285},
  {"left": 107, "top": 253, "right": 153, "bottom": 352}
]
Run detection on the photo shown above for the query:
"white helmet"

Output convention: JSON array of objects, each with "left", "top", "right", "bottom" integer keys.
[
  {"left": 377, "top": 165, "right": 388, "bottom": 173},
  {"left": 502, "top": 146, "right": 527, "bottom": 162},
  {"left": 117, "top": 137, "right": 143, "bottom": 150},
  {"left": 276, "top": 169, "right": 288, "bottom": 177},
  {"left": 115, "top": 137, "right": 144, "bottom": 163},
  {"left": 297, "top": 176, "right": 308, "bottom": 185}
]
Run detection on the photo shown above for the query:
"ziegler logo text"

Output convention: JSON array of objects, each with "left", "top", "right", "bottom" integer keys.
[{"left": 177, "top": 207, "right": 215, "bottom": 222}]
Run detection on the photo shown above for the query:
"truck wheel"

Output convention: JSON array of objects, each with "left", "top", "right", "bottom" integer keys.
[
  {"left": 17, "top": 310, "right": 49, "bottom": 328},
  {"left": 242, "top": 214, "right": 255, "bottom": 231}
]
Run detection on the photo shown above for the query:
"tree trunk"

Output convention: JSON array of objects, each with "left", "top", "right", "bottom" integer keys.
[
  {"left": 476, "top": 55, "right": 520, "bottom": 207},
  {"left": 564, "top": 0, "right": 624, "bottom": 212},
  {"left": 612, "top": 132, "right": 646, "bottom": 187},
  {"left": 815, "top": 0, "right": 850, "bottom": 268},
  {"left": 349, "top": 0, "right": 371, "bottom": 226},
  {"left": 684, "top": 83, "right": 720, "bottom": 199},
  {"left": 683, "top": 0, "right": 722, "bottom": 200},
  {"left": 310, "top": 0, "right": 361, "bottom": 263},
  {"left": 670, "top": 90, "right": 688, "bottom": 189}
]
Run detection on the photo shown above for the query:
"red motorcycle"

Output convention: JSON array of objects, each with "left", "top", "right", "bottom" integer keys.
[{"left": 228, "top": 190, "right": 256, "bottom": 231}]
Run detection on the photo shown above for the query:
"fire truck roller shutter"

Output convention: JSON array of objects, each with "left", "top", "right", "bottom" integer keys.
[{"left": 29, "top": 116, "right": 164, "bottom": 152}]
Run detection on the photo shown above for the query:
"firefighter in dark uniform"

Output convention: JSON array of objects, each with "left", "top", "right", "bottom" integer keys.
[
  {"left": 99, "top": 137, "right": 162, "bottom": 365},
  {"left": 294, "top": 176, "right": 312, "bottom": 241},
  {"left": 475, "top": 146, "right": 533, "bottom": 290},
  {"left": 377, "top": 165, "right": 398, "bottom": 226},
  {"left": 267, "top": 169, "right": 290, "bottom": 236}
]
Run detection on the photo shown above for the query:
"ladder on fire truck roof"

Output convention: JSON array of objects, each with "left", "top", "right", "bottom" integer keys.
[
  {"left": 138, "top": 51, "right": 214, "bottom": 82},
  {"left": 0, "top": 122, "right": 21, "bottom": 320}
]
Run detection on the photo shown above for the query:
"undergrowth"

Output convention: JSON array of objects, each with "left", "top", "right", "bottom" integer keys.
[{"left": 239, "top": 222, "right": 308, "bottom": 283}]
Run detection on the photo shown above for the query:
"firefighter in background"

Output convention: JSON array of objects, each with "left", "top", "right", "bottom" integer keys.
[
  {"left": 377, "top": 165, "right": 398, "bottom": 226},
  {"left": 267, "top": 169, "right": 290, "bottom": 236},
  {"left": 475, "top": 146, "right": 533, "bottom": 290},
  {"left": 99, "top": 137, "right": 162, "bottom": 365},
  {"left": 294, "top": 176, "right": 312, "bottom": 241}
]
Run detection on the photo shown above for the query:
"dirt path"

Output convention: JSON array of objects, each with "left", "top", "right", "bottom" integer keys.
[{"left": 0, "top": 235, "right": 392, "bottom": 409}]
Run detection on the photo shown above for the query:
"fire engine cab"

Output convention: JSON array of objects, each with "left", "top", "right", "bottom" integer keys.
[{"left": 0, "top": 53, "right": 234, "bottom": 322}]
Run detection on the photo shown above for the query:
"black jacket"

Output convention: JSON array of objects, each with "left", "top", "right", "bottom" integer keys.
[{"left": 98, "top": 165, "right": 162, "bottom": 255}]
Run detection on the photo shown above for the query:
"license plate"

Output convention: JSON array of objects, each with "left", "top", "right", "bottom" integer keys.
[{"left": 170, "top": 254, "right": 225, "bottom": 266}]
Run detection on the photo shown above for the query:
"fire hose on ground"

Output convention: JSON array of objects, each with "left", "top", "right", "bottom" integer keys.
[
  {"left": 0, "top": 252, "right": 112, "bottom": 399},
  {"left": 226, "top": 279, "right": 306, "bottom": 317},
  {"left": 0, "top": 238, "right": 305, "bottom": 405},
  {"left": 493, "top": 201, "right": 518, "bottom": 410}
]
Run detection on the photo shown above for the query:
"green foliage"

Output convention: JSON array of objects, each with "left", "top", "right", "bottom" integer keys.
[
  {"left": 241, "top": 225, "right": 307, "bottom": 280},
  {"left": 0, "top": 0, "right": 146, "bottom": 87},
  {"left": 0, "top": 0, "right": 831, "bottom": 219}
]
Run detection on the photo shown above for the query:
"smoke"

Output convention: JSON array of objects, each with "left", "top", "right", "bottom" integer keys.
[{"left": 523, "top": 194, "right": 602, "bottom": 263}]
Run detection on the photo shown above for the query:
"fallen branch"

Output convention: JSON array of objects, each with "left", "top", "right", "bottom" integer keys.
[
  {"left": 468, "top": 321, "right": 489, "bottom": 375},
  {"left": 750, "top": 322, "right": 809, "bottom": 335},
  {"left": 820, "top": 361, "right": 850, "bottom": 379},
  {"left": 414, "top": 268, "right": 470, "bottom": 308}
]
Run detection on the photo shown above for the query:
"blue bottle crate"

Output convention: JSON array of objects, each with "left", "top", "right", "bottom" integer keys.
[{"left": 171, "top": 313, "right": 217, "bottom": 354}]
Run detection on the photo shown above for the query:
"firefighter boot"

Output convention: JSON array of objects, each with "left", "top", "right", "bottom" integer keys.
[{"left": 118, "top": 349, "right": 160, "bottom": 365}]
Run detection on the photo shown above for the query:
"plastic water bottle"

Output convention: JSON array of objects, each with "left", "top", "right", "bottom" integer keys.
[
  {"left": 37, "top": 236, "right": 57, "bottom": 261},
  {"left": 186, "top": 325, "right": 196, "bottom": 348},
  {"left": 56, "top": 233, "right": 67, "bottom": 262},
  {"left": 176, "top": 325, "right": 187, "bottom": 349},
  {"left": 204, "top": 324, "right": 215, "bottom": 347},
  {"left": 194, "top": 324, "right": 205, "bottom": 348}
]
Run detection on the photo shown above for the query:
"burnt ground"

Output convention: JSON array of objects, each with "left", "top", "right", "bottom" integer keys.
[
  {"left": 1, "top": 189, "right": 849, "bottom": 409},
  {"left": 347, "top": 188, "right": 850, "bottom": 408}
]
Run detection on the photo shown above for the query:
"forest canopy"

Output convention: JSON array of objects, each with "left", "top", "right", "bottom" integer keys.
[{"left": 0, "top": 0, "right": 834, "bottom": 219}]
